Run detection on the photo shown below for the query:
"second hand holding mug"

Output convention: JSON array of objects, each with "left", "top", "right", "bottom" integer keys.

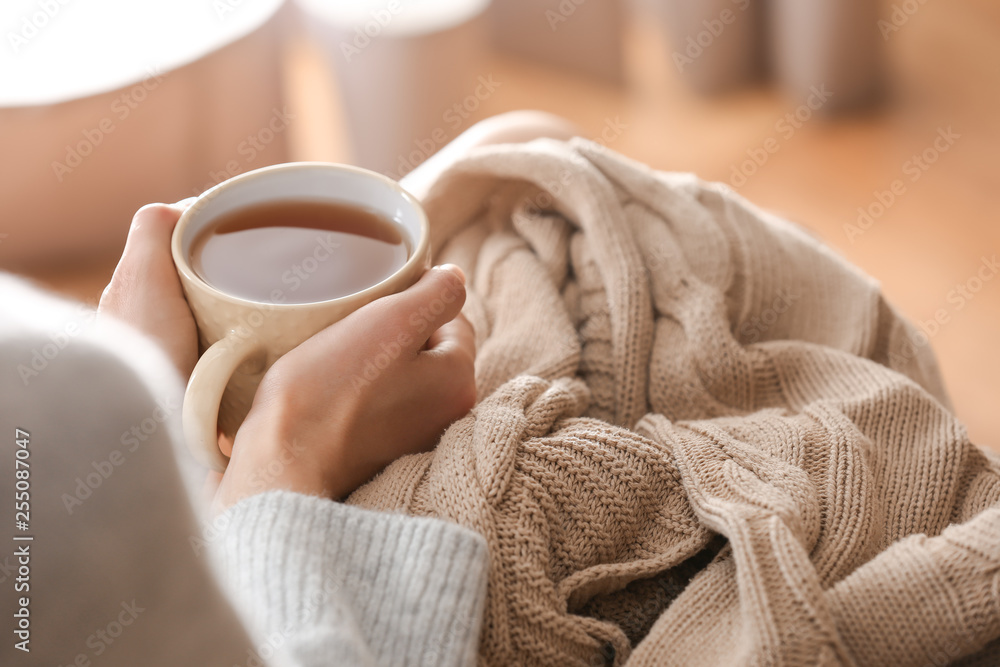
[{"left": 171, "top": 162, "right": 431, "bottom": 471}]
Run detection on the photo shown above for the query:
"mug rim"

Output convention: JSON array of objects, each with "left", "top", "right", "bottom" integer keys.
[{"left": 170, "top": 161, "right": 430, "bottom": 310}]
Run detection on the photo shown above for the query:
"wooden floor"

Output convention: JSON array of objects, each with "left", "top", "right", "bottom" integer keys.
[{"left": 20, "top": 1, "right": 1000, "bottom": 451}]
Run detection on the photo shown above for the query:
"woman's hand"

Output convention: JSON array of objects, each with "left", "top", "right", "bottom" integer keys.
[
  {"left": 212, "top": 265, "right": 477, "bottom": 510},
  {"left": 99, "top": 201, "right": 476, "bottom": 512},
  {"left": 98, "top": 202, "right": 198, "bottom": 379}
]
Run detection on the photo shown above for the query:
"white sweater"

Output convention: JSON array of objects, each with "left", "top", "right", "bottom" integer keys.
[{"left": 0, "top": 274, "right": 488, "bottom": 666}]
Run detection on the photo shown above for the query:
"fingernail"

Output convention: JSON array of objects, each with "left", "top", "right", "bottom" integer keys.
[
  {"left": 170, "top": 196, "right": 198, "bottom": 208},
  {"left": 435, "top": 263, "right": 466, "bottom": 282}
]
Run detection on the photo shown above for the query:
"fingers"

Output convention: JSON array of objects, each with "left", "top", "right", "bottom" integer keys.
[
  {"left": 100, "top": 204, "right": 182, "bottom": 312},
  {"left": 423, "top": 312, "right": 477, "bottom": 413},
  {"left": 337, "top": 264, "right": 468, "bottom": 354},
  {"left": 107, "top": 200, "right": 189, "bottom": 282},
  {"left": 426, "top": 311, "right": 475, "bottom": 359},
  {"left": 418, "top": 280, "right": 476, "bottom": 415},
  {"left": 394, "top": 264, "right": 468, "bottom": 349},
  {"left": 122, "top": 203, "right": 182, "bottom": 262}
]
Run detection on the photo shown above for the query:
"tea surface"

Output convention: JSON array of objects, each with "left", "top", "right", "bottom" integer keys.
[{"left": 191, "top": 200, "right": 409, "bottom": 304}]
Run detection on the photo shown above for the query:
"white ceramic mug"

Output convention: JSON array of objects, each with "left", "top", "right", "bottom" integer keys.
[{"left": 171, "top": 162, "right": 430, "bottom": 471}]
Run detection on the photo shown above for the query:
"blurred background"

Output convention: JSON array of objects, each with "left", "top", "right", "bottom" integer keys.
[{"left": 2, "top": 0, "right": 998, "bottom": 451}]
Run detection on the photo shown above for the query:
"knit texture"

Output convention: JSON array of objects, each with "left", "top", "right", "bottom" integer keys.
[
  {"left": 347, "top": 138, "right": 1000, "bottom": 665},
  {"left": 215, "top": 491, "right": 489, "bottom": 667}
]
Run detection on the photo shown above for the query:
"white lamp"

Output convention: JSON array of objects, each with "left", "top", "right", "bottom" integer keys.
[
  {"left": 296, "top": 0, "right": 492, "bottom": 180},
  {"left": 0, "top": 0, "right": 289, "bottom": 269}
]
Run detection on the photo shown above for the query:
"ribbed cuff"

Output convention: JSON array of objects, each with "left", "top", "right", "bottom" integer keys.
[{"left": 212, "top": 491, "right": 489, "bottom": 667}]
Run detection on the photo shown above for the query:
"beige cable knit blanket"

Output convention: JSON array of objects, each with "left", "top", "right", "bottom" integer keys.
[{"left": 348, "top": 139, "right": 1000, "bottom": 666}]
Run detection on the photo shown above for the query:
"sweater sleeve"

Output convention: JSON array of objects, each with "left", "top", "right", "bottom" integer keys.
[
  {"left": 210, "top": 491, "right": 489, "bottom": 667},
  {"left": 0, "top": 274, "right": 487, "bottom": 667}
]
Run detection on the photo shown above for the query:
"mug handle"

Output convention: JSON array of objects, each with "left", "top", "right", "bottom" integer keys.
[{"left": 183, "top": 331, "right": 265, "bottom": 471}]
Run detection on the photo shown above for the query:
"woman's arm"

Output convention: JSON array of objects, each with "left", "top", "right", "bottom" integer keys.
[
  {"left": 214, "top": 490, "right": 488, "bottom": 667},
  {"left": 0, "top": 276, "right": 488, "bottom": 666}
]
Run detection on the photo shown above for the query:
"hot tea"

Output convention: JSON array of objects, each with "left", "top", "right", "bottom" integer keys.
[{"left": 190, "top": 199, "right": 410, "bottom": 304}]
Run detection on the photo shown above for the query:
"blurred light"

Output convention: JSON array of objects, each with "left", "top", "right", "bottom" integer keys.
[{"left": 0, "top": 0, "right": 283, "bottom": 106}]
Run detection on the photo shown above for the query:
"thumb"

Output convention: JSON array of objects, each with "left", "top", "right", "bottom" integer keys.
[
  {"left": 122, "top": 203, "right": 182, "bottom": 262},
  {"left": 380, "top": 264, "right": 467, "bottom": 348},
  {"left": 100, "top": 204, "right": 183, "bottom": 314}
]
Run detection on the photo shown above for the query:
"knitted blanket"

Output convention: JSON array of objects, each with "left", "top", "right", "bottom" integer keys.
[{"left": 348, "top": 139, "right": 1000, "bottom": 666}]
